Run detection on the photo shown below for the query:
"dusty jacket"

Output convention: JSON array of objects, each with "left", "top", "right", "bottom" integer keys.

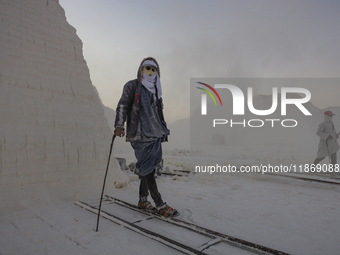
[
  {"left": 114, "top": 79, "right": 142, "bottom": 141},
  {"left": 316, "top": 120, "right": 339, "bottom": 158},
  {"left": 114, "top": 59, "right": 167, "bottom": 142}
]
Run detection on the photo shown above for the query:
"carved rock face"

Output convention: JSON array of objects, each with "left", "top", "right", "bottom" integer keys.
[{"left": 0, "top": 0, "right": 129, "bottom": 199}]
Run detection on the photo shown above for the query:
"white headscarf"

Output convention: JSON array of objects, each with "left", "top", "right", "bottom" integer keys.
[{"left": 141, "top": 60, "right": 162, "bottom": 98}]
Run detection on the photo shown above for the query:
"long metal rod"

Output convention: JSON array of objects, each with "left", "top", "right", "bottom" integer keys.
[
  {"left": 105, "top": 195, "right": 290, "bottom": 255},
  {"left": 77, "top": 201, "right": 206, "bottom": 254},
  {"left": 96, "top": 134, "right": 116, "bottom": 232}
]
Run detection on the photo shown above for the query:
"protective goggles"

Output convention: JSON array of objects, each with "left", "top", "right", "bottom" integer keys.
[{"left": 144, "top": 66, "right": 157, "bottom": 72}]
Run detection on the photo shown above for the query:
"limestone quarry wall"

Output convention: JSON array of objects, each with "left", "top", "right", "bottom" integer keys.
[{"left": 0, "top": 0, "right": 129, "bottom": 207}]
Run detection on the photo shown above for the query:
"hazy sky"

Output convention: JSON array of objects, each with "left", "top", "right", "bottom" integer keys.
[{"left": 59, "top": 0, "right": 340, "bottom": 123}]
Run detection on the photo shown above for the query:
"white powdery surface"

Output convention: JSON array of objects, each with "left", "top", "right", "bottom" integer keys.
[
  {"left": 0, "top": 158, "right": 339, "bottom": 255},
  {"left": 0, "top": 0, "right": 129, "bottom": 208}
]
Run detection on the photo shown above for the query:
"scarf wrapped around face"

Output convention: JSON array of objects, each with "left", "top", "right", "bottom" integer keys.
[
  {"left": 325, "top": 115, "right": 333, "bottom": 122},
  {"left": 141, "top": 60, "right": 162, "bottom": 98}
]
